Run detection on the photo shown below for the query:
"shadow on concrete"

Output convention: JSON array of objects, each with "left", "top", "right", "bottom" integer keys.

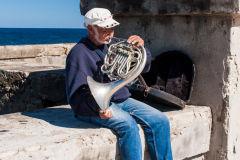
[
  {"left": 143, "top": 101, "right": 182, "bottom": 112},
  {"left": 21, "top": 106, "right": 101, "bottom": 129},
  {"left": 20, "top": 101, "right": 180, "bottom": 131},
  {"left": 21, "top": 106, "right": 121, "bottom": 159}
]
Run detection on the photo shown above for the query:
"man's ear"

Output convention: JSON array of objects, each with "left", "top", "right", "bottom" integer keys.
[{"left": 87, "top": 25, "right": 94, "bottom": 34}]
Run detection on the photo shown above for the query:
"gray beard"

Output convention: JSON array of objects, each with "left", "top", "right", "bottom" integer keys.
[{"left": 92, "top": 26, "right": 113, "bottom": 44}]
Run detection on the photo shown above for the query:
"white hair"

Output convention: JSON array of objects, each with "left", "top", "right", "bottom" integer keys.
[{"left": 91, "top": 25, "right": 113, "bottom": 44}]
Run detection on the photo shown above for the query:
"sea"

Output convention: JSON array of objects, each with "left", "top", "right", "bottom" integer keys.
[{"left": 0, "top": 28, "right": 88, "bottom": 46}]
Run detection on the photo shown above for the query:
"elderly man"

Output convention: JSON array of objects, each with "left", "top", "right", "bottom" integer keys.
[{"left": 65, "top": 8, "right": 172, "bottom": 160}]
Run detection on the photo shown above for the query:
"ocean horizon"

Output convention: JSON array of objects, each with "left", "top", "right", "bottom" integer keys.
[{"left": 0, "top": 28, "right": 88, "bottom": 46}]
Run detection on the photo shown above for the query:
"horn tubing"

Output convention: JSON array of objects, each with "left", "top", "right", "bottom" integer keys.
[{"left": 87, "top": 42, "right": 147, "bottom": 111}]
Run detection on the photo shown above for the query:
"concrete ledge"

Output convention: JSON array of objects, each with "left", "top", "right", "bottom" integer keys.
[
  {"left": 80, "top": 0, "right": 240, "bottom": 15},
  {"left": 2, "top": 56, "right": 68, "bottom": 66},
  {"left": 0, "top": 62, "right": 66, "bottom": 114},
  {"left": 0, "top": 44, "right": 75, "bottom": 65},
  {"left": 0, "top": 105, "right": 211, "bottom": 160},
  {"left": 0, "top": 44, "right": 74, "bottom": 59}
]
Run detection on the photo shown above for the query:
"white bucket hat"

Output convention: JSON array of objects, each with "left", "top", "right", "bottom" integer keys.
[{"left": 84, "top": 8, "right": 120, "bottom": 28}]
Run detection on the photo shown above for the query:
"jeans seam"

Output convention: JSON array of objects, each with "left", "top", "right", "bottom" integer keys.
[{"left": 131, "top": 114, "right": 160, "bottom": 160}]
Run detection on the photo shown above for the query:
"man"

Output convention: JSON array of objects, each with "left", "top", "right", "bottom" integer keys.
[{"left": 65, "top": 8, "right": 172, "bottom": 160}]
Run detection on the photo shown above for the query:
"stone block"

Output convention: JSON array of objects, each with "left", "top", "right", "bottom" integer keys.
[
  {"left": 80, "top": 0, "right": 240, "bottom": 15},
  {"left": 110, "top": 14, "right": 240, "bottom": 160},
  {"left": 0, "top": 105, "right": 212, "bottom": 160},
  {"left": 0, "top": 43, "right": 74, "bottom": 60},
  {"left": 0, "top": 62, "right": 67, "bottom": 115},
  {"left": 2, "top": 56, "right": 67, "bottom": 65}
]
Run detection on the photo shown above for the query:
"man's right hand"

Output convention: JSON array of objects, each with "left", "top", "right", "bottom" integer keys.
[{"left": 99, "top": 109, "right": 112, "bottom": 119}]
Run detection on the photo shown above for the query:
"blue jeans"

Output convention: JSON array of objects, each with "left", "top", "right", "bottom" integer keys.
[{"left": 78, "top": 98, "right": 173, "bottom": 160}]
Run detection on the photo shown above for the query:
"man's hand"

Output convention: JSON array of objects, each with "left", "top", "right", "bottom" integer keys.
[
  {"left": 99, "top": 109, "right": 112, "bottom": 119},
  {"left": 127, "top": 35, "right": 144, "bottom": 48}
]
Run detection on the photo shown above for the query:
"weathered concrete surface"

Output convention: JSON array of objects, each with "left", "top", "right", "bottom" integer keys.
[
  {"left": 2, "top": 56, "right": 68, "bottom": 66},
  {"left": 0, "top": 62, "right": 66, "bottom": 115},
  {"left": 80, "top": 0, "right": 240, "bottom": 15},
  {"left": 0, "top": 43, "right": 74, "bottom": 59},
  {"left": 0, "top": 105, "right": 211, "bottom": 160},
  {"left": 227, "top": 16, "right": 240, "bottom": 160},
  {"left": 184, "top": 154, "right": 206, "bottom": 160},
  {"left": 111, "top": 15, "right": 240, "bottom": 160},
  {"left": 0, "top": 43, "right": 75, "bottom": 65}
]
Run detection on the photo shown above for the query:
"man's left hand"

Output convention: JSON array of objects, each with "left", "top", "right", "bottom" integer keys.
[
  {"left": 99, "top": 109, "right": 112, "bottom": 119},
  {"left": 127, "top": 35, "right": 144, "bottom": 49}
]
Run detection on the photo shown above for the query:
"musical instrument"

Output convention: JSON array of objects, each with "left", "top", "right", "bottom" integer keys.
[{"left": 87, "top": 37, "right": 147, "bottom": 111}]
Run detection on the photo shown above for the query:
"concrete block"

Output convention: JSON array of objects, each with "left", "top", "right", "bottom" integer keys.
[
  {"left": 0, "top": 43, "right": 74, "bottom": 60},
  {"left": 80, "top": 0, "right": 240, "bottom": 15},
  {"left": 0, "top": 105, "right": 212, "bottom": 160},
  {"left": 2, "top": 56, "right": 68, "bottom": 66},
  {"left": 111, "top": 14, "right": 240, "bottom": 160},
  {"left": 0, "top": 62, "right": 66, "bottom": 115}
]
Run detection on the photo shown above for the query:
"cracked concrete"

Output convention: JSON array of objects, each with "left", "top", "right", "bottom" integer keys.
[
  {"left": 111, "top": 14, "right": 240, "bottom": 160},
  {"left": 0, "top": 105, "right": 211, "bottom": 160},
  {"left": 0, "top": 62, "right": 66, "bottom": 114},
  {"left": 0, "top": 44, "right": 75, "bottom": 65},
  {"left": 80, "top": 0, "right": 240, "bottom": 15},
  {"left": 0, "top": 60, "right": 212, "bottom": 159},
  {"left": 226, "top": 16, "right": 240, "bottom": 160}
]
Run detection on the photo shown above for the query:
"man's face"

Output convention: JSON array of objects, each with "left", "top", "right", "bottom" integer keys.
[{"left": 92, "top": 25, "right": 114, "bottom": 44}]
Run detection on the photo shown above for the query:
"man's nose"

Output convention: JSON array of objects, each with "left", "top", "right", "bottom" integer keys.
[{"left": 106, "top": 28, "right": 113, "bottom": 34}]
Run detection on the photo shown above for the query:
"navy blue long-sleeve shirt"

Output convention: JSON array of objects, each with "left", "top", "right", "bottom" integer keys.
[{"left": 65, "top": 37, "right": 152, "bottom": 117}]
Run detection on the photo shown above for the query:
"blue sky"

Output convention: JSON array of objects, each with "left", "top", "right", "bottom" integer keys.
[{"left": 0, "top": 0, "right": 85, "bottom": 28}]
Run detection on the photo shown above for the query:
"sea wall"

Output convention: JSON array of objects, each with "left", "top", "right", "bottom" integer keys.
[
  {"left": 80, "top": 0, "right": 240, "bottom": 159},
  {"left": 0, "top": 105, "right": 212, "bottom": 160},
  {"left": 0, "top": 44, "right": 76, "bottom": 114},
  {"left": 80, "top": 0, "right": 240, "bottom": 15},
  {"left": 0, "top": 62, "right": 66, "bottom": 114},
  {"left": 0, "top": 44, "right": 75, "bottom": 65},
  {"left": 0, "top": 60, "right": 212, "bottom": 159}
]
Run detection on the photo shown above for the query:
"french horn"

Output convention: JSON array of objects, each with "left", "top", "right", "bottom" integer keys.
[{"left": 87, "top": 37, "right": 147, "bottom": 111}]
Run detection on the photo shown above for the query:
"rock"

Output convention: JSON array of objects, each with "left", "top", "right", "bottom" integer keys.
[
  {"left": 0, "top": 62, "right": 67, "bottom": 115},
  {"left": 0, "top": 105, "right": 212, "bottom": 160}
]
